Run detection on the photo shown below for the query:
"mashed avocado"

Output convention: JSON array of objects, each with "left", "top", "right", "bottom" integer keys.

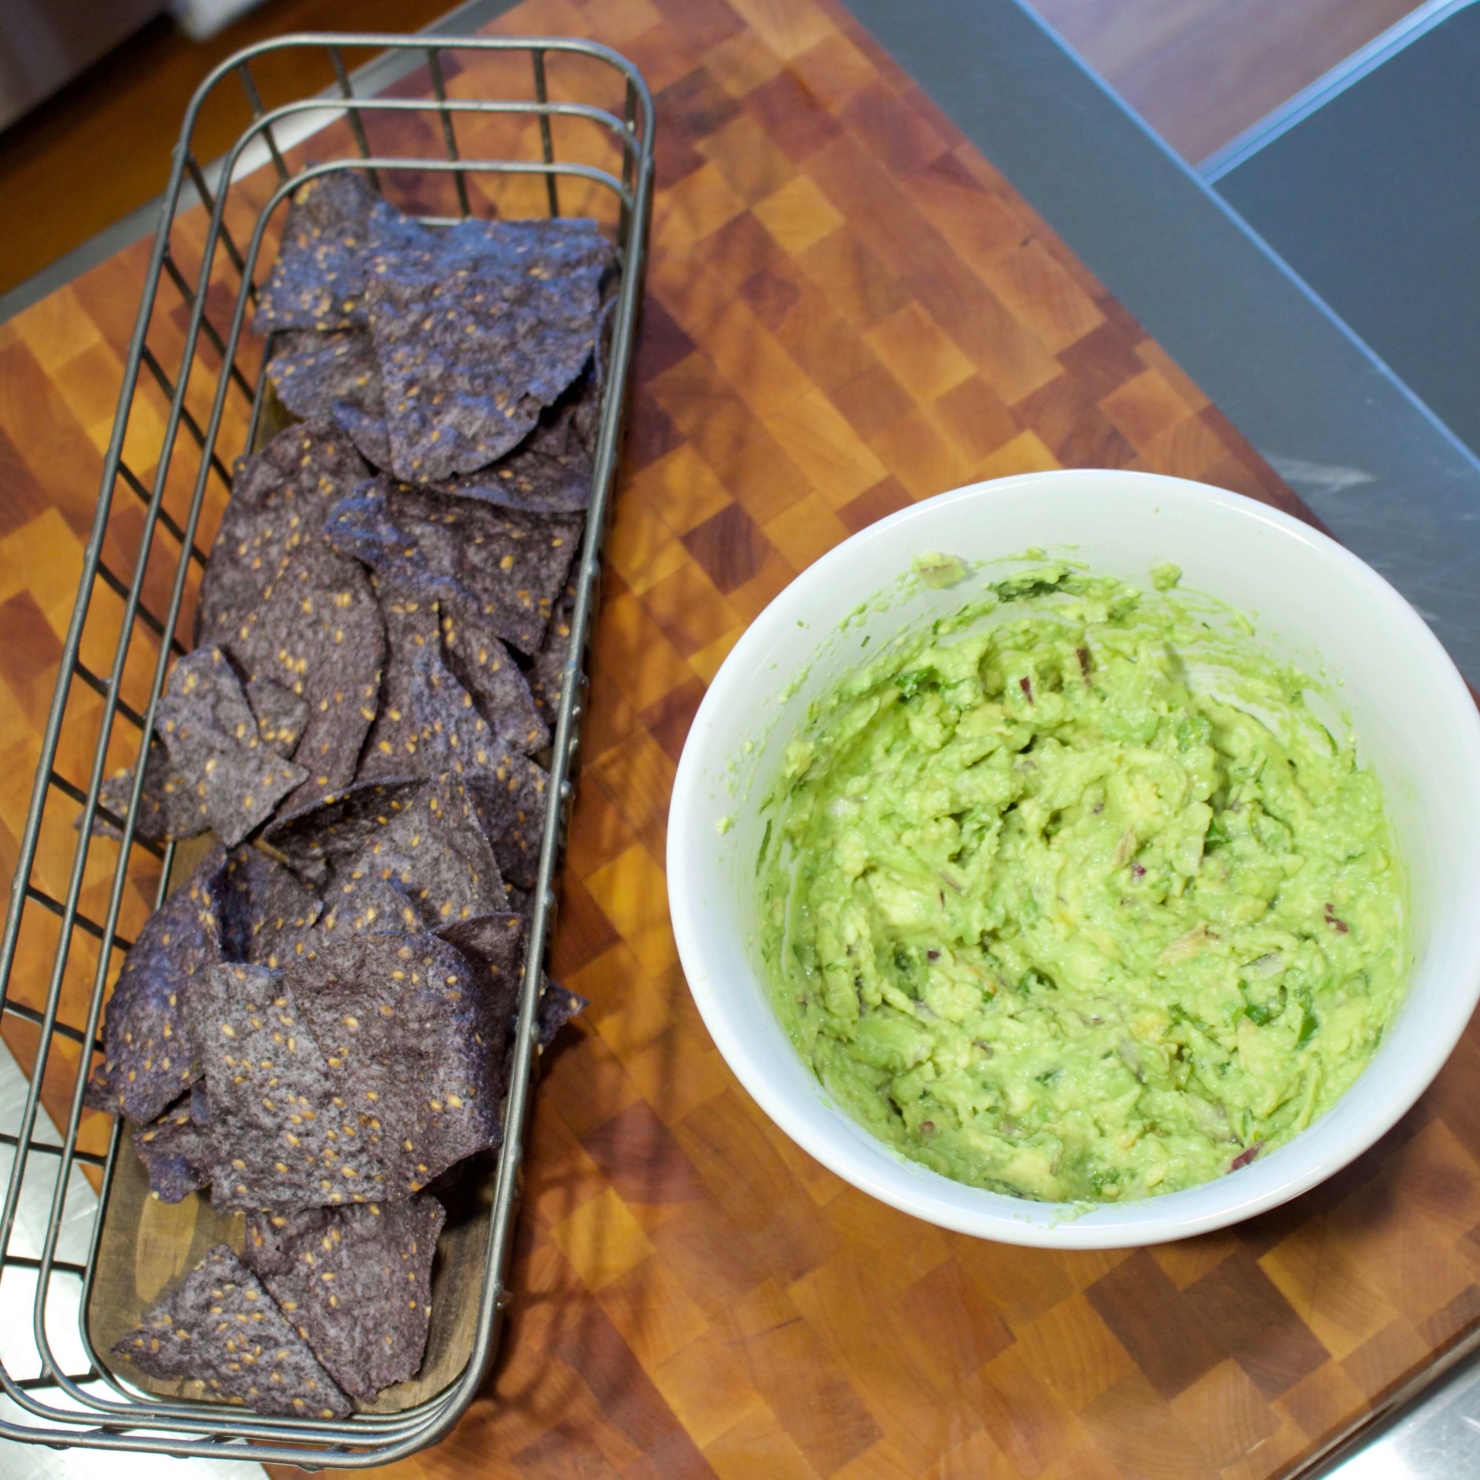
[{"left": 758, "top": 565, "right": 1406, "bottom": 1203}]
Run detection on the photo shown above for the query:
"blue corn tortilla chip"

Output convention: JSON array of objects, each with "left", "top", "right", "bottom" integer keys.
[
  {"left": 537, "top": 981, "right": 587, "bottom": 1048},
  {"left": 364, "top": 215, "right": 611, "bottom": 482},
  {"left": 231, "top": 408, "right": 371, "bottom": 509},
  {"left": 439, "top": 910, "right": 582, "bottom": 1048},
  {"left": 526, "top": 577, "right": 577, "bottom": 728},
  {"left": 342, "top": 774, "right": 510, "bottom": 926},
  {"left": 438, "top": 604, "right": 548, "bottom": 756},
  {"left": 252, "top": 540, "right": 385, "bottom": 815},
  {"left": 241, "top": 1206, "right": 329, "bottom": 1275},
  {"left": 263, "top": 776, "right": 423, "bottom": 889},
  {"left": 90, "top": 657, "right": 306, "bottom": 846},
  {"left": 316, "top": 870, "right": 420, "bottom": 938},
  {"left": 273, "top": 330, "right": 601, "bottom": 518},
  {"left": 199, "top": 960, "right": 388, "bottom": 1212},
  {"left": 247, "top": 676, "right": 310, "bottom": 755},
  {"left": 113, "top": 1243, "right": 351, "bottom": 1418},
  {"left": 265, "top": 328, "right": 393, "bottom": 469},
  {"left": 91, "top": 745, "right": 207, "bottom": 844},
  {"left": 333, "top": 398, "right": 394, "bottom": 472},
  {"left": 288, "top": 933, "right": 506, "bottom": 1199},
  {"left": 435, "top": 913, "right": 579, "bottom": 1054},
  {"left": 197, "top": 415, "right": 371, "bottom": 649},
  {"left": 436, "top": 912, "right": 527, "bottom": 1027},
  {"left": 356, "top": 595, "right": 502, "bottom": 785},
  {"left": 161, "top": 645, "right": 258, "bottom": 741},
  {"left": 465, "top": 753, "right": 549, "bottom": 891},
  {"left": 199, "top": 417, "right": 385, "bottom": 814},
  {"left": 326, "top": 477, "right": 581, "bottom": 656},
  {"left": 201, "top": 935, "right": 505, "bottom": 1211},
  {"left": 268, "top": 774, "right": 507, "bottom": 925},
  {"left": 243, "top": 1196, "right": 446, "bottom": 1402},
  {"left": 434, "top": 362, "right": 601, "bottom": 514},
  {"left": 217, "top": 845, "right": 322, "bottom": 969},
  {"left": 253, "top": 170, "right": 380, "bottom": 334},
  {"left": 133, "top": 1090, "right": 213, "bottom": 1203},
  {"left": 155, "top": 648, "right": 309, "bottom": 848},
  {"left": 86, "top": 847, "right": 224, "bottom": 1125},
  {"left": 266, "top": 327, "right": 381, "bottom": 418}
]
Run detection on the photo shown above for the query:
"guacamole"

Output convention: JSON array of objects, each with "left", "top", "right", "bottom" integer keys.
[{"left": 758, "top": 564, "right": 1407, "bottom": 1202}]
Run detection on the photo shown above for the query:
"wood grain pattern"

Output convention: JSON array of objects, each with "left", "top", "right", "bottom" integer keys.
[{"left": 3, "top": 0, "right": 1478, "bottom": 1476}]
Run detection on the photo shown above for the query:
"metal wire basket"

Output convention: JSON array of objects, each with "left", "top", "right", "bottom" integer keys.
[{"left": 0, "top": 32, "right": 653, "bottom": 1466}]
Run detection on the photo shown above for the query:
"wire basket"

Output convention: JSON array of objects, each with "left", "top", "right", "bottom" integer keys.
[{"left": 0, "top": 32, "right": 653, "bottom": 1467}]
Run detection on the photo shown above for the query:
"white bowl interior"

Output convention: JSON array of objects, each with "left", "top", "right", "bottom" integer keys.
[{"left": 668, "top": 470, "right": 1480, "bottom": 1247}]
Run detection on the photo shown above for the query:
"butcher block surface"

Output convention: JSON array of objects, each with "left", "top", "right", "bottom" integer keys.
[{"left": 3, "top": 0, "right": 1479, "bottom": 1475}]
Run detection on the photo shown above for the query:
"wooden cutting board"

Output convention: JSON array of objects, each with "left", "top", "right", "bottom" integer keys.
[{"left": 4, "top": 0, "right": 1480, "bottom": 1476}]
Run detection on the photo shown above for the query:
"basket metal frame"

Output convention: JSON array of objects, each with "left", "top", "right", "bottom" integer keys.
[{"left": 0, "top": 32, "right": 653, "bottom": 1466}]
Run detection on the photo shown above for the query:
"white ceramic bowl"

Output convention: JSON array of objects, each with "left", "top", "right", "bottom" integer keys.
[{"left": 667, "top": 470, "right": 1480, "bottom": 1248}]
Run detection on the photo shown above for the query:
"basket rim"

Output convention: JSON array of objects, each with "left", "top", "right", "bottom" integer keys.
[{"left": 0, "top": 28, "right": 654, "bottom": 1466}]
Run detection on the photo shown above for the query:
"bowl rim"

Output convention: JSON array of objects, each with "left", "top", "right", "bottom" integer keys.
[{"left": 667, "top": 468, "right": 1480, "bottom": 1247}]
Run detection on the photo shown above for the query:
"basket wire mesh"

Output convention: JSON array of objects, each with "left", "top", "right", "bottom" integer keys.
[{"left": 0, "top": 32, "right": 653, "bottom": 1466}]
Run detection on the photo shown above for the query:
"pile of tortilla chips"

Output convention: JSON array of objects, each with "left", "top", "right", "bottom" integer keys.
[{"left": 91, "top": 172, "right": 603, "bottom": 1415}]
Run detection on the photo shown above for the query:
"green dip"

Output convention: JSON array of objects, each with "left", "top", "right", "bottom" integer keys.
[{"left": 758, "top": 564, "right": 1407, "bottom": 1202}]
